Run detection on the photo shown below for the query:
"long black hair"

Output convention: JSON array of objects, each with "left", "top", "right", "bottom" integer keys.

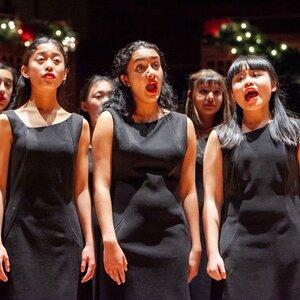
[
  {"left": 218, "top": 55, "right": 299, "bottom": 148},
  {"left": 0, "top": 62, "right": 18, "bottom": 110},
  {"left": 103, "top": 40, "right": 177, "bottom": 120},
  {"left": 10, "top": 36, "right": 68, "bottom": 109}
]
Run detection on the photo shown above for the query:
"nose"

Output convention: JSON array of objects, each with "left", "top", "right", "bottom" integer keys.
[
  {"left": 45, "top": 58, "right": 54, "bottom": 71},
  {"left": 206, "top": 91, "right": 214, "bottom": 101},
  {"left": 244, "top": 74, "right": 254, "bottom": 86},
  {"left": 0, "top": 82, "right": 5, "bottom": 93},
  {"left": 146, "top": 66, "right": 155, "bottom": 79}
]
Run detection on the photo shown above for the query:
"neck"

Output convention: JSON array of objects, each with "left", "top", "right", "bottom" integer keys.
[
  {"left": 242, "top": 107, "right": 271, "bottom": 130},
  {"left": 29, "top": 88, "right": 59, "bottom": 113},
  {"left": 134, "top": 102, "right": 162, "bottom": 122},
  {"left": 198, "top": 112, "right": 215, "bottom": 136}
]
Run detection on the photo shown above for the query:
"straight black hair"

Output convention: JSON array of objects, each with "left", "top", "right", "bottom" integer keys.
[
  {"left": 217, "top": 55, "right": 299, "bottom": 148},
  {"left": 10, "top": 36, "right": 68, "bottom": 109}
]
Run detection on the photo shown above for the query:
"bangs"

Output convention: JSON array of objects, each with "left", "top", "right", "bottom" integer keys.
[
  {"left": 194, "top": 77, "right": 225, "bottom": 92},
  {"left": 226, "top": 55, "right": 275, "bottom": 89}
]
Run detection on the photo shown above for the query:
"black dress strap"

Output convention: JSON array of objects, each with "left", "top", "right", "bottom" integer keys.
[{"left": 66, "top": 113, "right": 83, "bottom": 151}]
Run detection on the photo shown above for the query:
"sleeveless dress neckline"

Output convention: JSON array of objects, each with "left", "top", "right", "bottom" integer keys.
[
  {"left": 11, "top": 109, "right": 74, "bottom": 129},
  {"left": 130, "top": 111, "right": 172, "bottom": 125},
  {"left": 242, "top": 122, "right": 270, "bottom": 135}
]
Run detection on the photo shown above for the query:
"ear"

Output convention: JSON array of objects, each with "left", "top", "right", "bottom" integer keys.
[
  {"left": 271, "top": 81, "right": 277, "bottom": 92},
  {"left": 81, "top": 101, "right": 88, "bottom": 112},
  {"left": 120, "top": 74, "right": 130, "bottom": 87},
  {"left": 21, "top": 65, "right": 29, "bottom": 79},
  {"left": 187, "top": 90, "right": 192, "bottom": 99},
  {"left": 63, "top": 68, "right": 69, "bottom": 82}
]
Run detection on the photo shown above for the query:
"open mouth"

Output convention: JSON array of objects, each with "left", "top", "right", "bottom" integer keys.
[
  {"left": 245, "top": 90, "right": 258, "bottom": 102},
  {"left": 146, "top": 82, "right": 158, "bottom": 94}
]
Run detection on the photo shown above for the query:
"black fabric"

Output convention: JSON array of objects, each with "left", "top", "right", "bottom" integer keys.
[
  {"left": 213, "top": 124, "right": 300, "bottom": 300},
  {"left": 98, "top": 109, "right": 191, "bottom": 300},
  {"left": 0, "top": 110, "right": 85, "bottom": 300},
  {"left": 189, "top": 138, "right": 211, "bottom": 300}
]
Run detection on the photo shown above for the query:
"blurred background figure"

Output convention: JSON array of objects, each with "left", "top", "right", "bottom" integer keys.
[
  {"left": 79, "top": 74, "right": 113, "bottom": 300},
  {"left": 0, "top": 62, "right": 17, "bottom": 113},
  {"left": 185, "top": 69, "right": 231, "bottom": 300},
  {"left": 80, "top": 75, "right": 113, "bottom": 134}
]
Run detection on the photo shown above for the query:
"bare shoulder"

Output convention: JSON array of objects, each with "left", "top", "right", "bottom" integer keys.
[
  {"left": 0, "top": 113, "right": 10, "bottom": 123},
  {"left": 98, "top": 110, "right": 113, "bottom": 122},
  {"left": 96, "top": 110, "right": 114, "bottom": 131},
  {"left": 185, "top": 116, "right": 196, "bottom": 138},
  {"left": 0, "top": 113, "right": 12, "bottom": 132},
  {"left": 0, "top": 113, "right": 12, "bottom": 143},
  {"left": 186, "top": 116, "right": 194, "bottom": 129},
  {"left": 207, "top": 129, "right": 220, "bottom": 144}
]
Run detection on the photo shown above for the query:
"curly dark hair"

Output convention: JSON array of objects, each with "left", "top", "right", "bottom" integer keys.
[
  {"left": 103, "top": 40, "right": 177, "bottom": 120},
  {"left": 10, "top": 36, "right": 68, "bottom": 109}
]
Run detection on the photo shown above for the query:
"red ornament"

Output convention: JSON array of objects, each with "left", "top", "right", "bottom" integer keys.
[
  {"left": 19, "top": 24, "right": 35, "bottom": 42},
  {"left": 203, "top": 18, "right": 232, "bottom": 37}
]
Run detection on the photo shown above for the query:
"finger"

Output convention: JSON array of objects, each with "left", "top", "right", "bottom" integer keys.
[
  {"left": 207, "top": 269, "right": 222, "bottom": 281},
  {"left": 123, "top": 256, "right": 128, "bottom": 272},
  {"left": 188, "top": 267, "right": 197, "bottom": 283},
  {"left": 112, "top": 270, "right": 121, "bottom": 285},
  {"left": 118, "top": 265, "right": 126, "bottom": 284},
  {"left": 0, "top": 264, "right": 8, "bottom": 282},
  {"left": 219, "top": 263, "right": 227, "bottom": 279},
  {"left": 3, "top": 256, "right": 10, "bottom": 273},
  {"left": 81, "top": 261, "right": 96, "bottom": 283},
  {"left": 81, "top": 257, "right": 87, "bottom": 273}
]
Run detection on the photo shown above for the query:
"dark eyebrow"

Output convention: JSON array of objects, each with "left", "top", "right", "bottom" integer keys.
[
  {"left": 133, "top": 56, "right": 160, "bottom": 63},
  {"left": 35, "top": 51, "right": 63, "bottom": 57},
  {"left": 0, "top": 77, "right": 13, "bottom": 82}
]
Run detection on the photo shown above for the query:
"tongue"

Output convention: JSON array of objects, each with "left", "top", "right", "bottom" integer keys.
[
  {"left": 245, "top": 92, "right": 258, "bottom": 101},
  {"left": 146, "top": 83, "right": 157, "bottom": 92}
]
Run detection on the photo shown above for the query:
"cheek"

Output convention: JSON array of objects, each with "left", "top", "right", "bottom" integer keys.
[
  {"left": 88, "top": 100, "right": 101, "bottom": 112},
  {"left": 6, "top": 87, "right": 13, "bottom": 97},
  {"left": 215, "top": 97, "right": 223, "bottom": 110},
  {"left": 193, "top": 93, "right": 205, "bottom": 104}
]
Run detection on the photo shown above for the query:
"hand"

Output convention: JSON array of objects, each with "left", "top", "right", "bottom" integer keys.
[
  {"left": 103, "top": 241, "right": 128, "bottom": 285},
  {"left": 0, "top": 244, "right": 10, "bottom": 282},
  {"left": 80, "top": 244, "right": 96, "bottom": 283},
  {"left": 207, "top": 253, "right": 226, "bottom": 281},
  {"left": 188, "top": 247, "right": 201, "bottom": 283}
]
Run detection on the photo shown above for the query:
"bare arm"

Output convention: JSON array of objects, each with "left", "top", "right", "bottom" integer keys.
[
  {"left": 298, "top": 142, "right": 300, "bottom": 172},
  {"left": 0, "top": 114, "right": 12, "bottom": 281},
  {"left": 203, "top": 129, "right": 226, "bottom": 281},
  {"left": 92, "top": 111, "right": 127, "bottom": 285},
  {"left": 180, "top": 118, "right": 201, "bottom": 282},
  {"left": 74, "top": 119, "right": 95, "bottom": 282}
]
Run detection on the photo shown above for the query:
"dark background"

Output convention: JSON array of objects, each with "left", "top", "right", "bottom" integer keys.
[{"left": 1, "top": 0, "right": 299, "bottom": 113}]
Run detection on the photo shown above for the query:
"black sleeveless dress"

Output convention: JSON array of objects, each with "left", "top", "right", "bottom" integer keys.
[
  {"left": 189, "top": 138, "right": 211, "bottom": 300},
  {"left": 0, "top": 110, "right": 84, "bottom": 300},
  {"left": 212, "top": 124, "right": 300, "bottom": 300},
  {"left": 99, "top": 109, "right": 191, "bottom": 300}
]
